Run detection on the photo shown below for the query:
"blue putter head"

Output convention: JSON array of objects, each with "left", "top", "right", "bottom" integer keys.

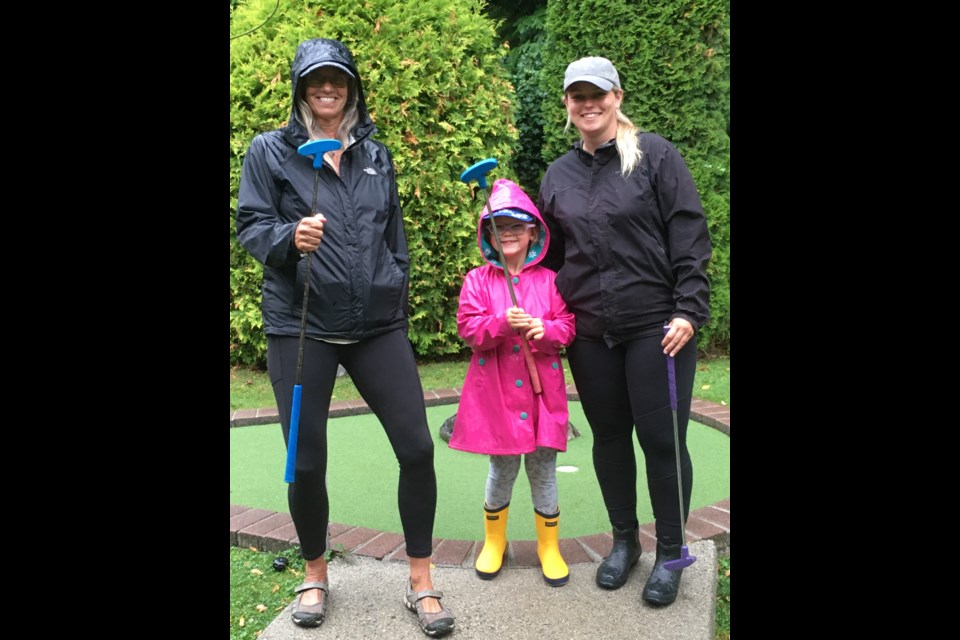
[
  {"left": 460, "top": 158, "right": 498, "bottom": 189},
  {"left": 298, "top": 139, "right": 343, "bottom": 169}
]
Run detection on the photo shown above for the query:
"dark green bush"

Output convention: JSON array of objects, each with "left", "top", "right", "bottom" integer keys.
[
  {"left": 500, "top": 6, "right": 549, "bottom": 195},
  {"left": 230, "top": 0, "right": 519, "bottom": 366}
]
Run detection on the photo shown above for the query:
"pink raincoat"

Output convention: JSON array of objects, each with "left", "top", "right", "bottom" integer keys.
[{"left": 449, "top": 179, "right": 576, "bottom": 455}]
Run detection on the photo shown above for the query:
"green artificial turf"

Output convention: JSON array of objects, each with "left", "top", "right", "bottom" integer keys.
[{"left": 230, "top": 402, "right": 730, "bottom": 541}]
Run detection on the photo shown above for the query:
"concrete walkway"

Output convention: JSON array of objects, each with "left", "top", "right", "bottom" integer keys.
[{"left": 257, "top": 540, "right": 716, "bottom": 640}]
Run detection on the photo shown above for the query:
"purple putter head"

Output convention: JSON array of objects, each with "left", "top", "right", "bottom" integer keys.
[
  {"left": 662, "top": 545, "right": 697, "bottom": 571},
  {"left": 298, "top": 138, "right": 343, "bottom": 169}
]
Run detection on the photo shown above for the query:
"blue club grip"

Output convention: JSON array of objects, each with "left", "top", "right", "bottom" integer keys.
[{"left": 284, "top": 384, "right": 303, "bottom": 483}]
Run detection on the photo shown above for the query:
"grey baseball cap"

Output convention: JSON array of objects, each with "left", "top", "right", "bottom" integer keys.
[{"left": 563, "top": 56, "right": 621, "bottom": 92}]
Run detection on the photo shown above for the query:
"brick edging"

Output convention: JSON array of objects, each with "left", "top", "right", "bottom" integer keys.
[{"left": 230, "top": 389, "right": 730, "bottom": 564}]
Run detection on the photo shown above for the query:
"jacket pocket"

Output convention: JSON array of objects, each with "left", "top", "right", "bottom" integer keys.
[{"left": 366, "top": 240, "right": 406, "bottom": 323}]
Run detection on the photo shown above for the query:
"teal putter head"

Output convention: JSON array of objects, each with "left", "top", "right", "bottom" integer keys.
[
  {"left": 298, "top": 138, "right": 343, "bottom": 168},
  {"left": 460, "top": 158, "right": 498, "bottom": 189}
]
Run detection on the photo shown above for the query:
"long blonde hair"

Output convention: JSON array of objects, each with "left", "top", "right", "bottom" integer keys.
[
  {"left": 296, "top": 78, "right": 359, "bottom": 149},
  {"left": 564, "top": 97, "right": 644, "bottom": 178}
]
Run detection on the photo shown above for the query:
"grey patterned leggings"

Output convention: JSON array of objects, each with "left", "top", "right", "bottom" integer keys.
[{"left": 485, "top": 447, "right": 559, "bottom": 515}]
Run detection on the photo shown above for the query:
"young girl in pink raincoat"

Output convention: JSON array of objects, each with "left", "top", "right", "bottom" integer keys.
[{"left": 449, "top": 178, "right": 576, "bottom": 586}]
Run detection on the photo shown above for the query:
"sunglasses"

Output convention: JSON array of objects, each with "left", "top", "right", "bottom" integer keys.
[{"left": 304, "top": 69, "right": 349, "bottom": 88}]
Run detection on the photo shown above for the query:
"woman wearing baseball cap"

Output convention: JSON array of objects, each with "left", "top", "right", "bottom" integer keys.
[{"left": 537, "top": 56, "right": 712, "bottom": 607}]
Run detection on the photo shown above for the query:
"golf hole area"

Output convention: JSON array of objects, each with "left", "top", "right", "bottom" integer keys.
[{"left": 230, "top": 402, "right": 730, "bottom": 541}]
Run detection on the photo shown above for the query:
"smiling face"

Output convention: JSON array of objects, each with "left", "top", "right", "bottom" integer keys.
[
  {"left": 563, "top": 81, "right": 623, "bottom": 148},
  {"left": 486, "top": 218, "right": 537, "bottom": 265},
  {"left": 301, "top": 66, "right": 351, "bottom": 128}
]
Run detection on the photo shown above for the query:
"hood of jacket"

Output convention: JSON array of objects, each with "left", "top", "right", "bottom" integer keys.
[
  {"left": 284, "top": 38, "right": 375, "bottom": 146},
  {"left": 476, "top": 179, "right": 549, "bottom": 270}
]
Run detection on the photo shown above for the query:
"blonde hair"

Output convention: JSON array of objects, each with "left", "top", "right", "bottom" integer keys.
[
  {"left": 564, "top": 91, "right": 644, "bottom": 179},
  {"left": 296, "top": 78, "right": 359, "bottom": 149}
]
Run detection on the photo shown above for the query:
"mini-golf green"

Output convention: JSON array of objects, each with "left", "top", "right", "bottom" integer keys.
[{"left": 230, "top": 402, "right": 730, "bottom": 541}]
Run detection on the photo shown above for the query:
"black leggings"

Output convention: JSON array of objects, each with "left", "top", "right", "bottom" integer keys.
[
  {"left": 267, "top": 329, "right": 436, "bottom": 560},
  {"left": 566, "top": 333, "right": 696, "bottom": 545}
]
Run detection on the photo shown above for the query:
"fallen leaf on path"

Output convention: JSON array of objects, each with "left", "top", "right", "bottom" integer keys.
[
  {"left": 256, "top": 604, "right": 268, "bottom": 613},
  {"left": 272, "top": 584, "right": 280, "bottom": 593},
  {"left": 239, "top": 616, "right": 245, "bottom": 627},
  {"left": 701, "top": 384, "right": 710, "bottom": 390},
  {"left": 251, "top": 568, "right": 263, "bottom": 576}
]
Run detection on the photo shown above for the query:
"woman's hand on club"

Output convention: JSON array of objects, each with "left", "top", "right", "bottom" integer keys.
[
  {"left": 662, "top": 318, "right": 695, "bottom": 357},
  {"left": 294, "top": 213, "right": 326, "bottom": 252}
]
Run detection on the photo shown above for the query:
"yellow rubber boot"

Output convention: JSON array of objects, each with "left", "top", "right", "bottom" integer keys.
[
  {"left": 475, "top": 504, "right": 509, "bottom": 579},
  {"left": 535, "top": 509, "right": 569, "bottom": 587}
]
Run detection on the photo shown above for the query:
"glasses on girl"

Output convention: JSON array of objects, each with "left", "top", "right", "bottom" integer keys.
[{"left": 488, "top": 222, "right": 534, "bottom": 236}]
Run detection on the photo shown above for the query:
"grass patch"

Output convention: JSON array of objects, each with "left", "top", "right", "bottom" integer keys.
[
  {"left": 230, "top": 403, "right": 730, "bottom": 540},
  {"left": 230, "top": 354, "right": 729, "bottom": 410},
  {"left": 229, "top": 546, "right": 303, "bottom": 640},
  {"left": 716, "top": 553, "right": 730, "bottom": 639}
]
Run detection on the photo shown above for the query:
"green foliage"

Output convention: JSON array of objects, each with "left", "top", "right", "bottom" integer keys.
[
  {"left": 229, "top": 544, "right": 347, "bottom": 640},
  {"left": 539, "top": 0, "right": 730, "bottom": 353},
  {"left": 716, "top": 554, "right": 730, "bottom": 639},
  {"left": 230, "top": 213, "right": 267, "bottom": 367},
  {"left": 230, "top": 545, "right": 301, "bottom": 640},
  {"left": 505, "top": 7, "right": 550, "bottom": 194},
  {"left": 230, "top": 0, "right": 519, "bottom": 364}
]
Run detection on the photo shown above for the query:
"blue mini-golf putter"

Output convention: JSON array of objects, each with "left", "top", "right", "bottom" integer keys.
[{"left": 284, "top": 138, "right": 343, "bottom": 484}]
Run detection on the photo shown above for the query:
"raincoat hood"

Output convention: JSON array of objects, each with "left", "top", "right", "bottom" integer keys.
[
  {"left": 477, "top": 179, "right": 549, "bottom": 269},
  {"left": 285, "top": 38, "right": 375, "bottom": 145}
]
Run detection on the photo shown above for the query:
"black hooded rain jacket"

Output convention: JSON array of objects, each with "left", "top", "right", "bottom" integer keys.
[{"left": 236, "top": 39, "right": 409, "bottom": 341}]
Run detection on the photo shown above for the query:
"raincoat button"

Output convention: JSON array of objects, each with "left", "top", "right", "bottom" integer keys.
[
  {"left": 515, "top": 380, "right": 523, "bottom": 387},
  {"left": 478, "top": 358, "right": 485, "bottom": 365},
  {"left": 520, "top": 412, "right": 528, "bottom": 420},
  {"left": 552, "top": 362, "right": 559, "bottom": 369},
  {"left": 513, "top": 345, "right": 520, "bottom": 353},
  {"left": 512, "top": 276, "right": 519, "bottom": 284}
]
